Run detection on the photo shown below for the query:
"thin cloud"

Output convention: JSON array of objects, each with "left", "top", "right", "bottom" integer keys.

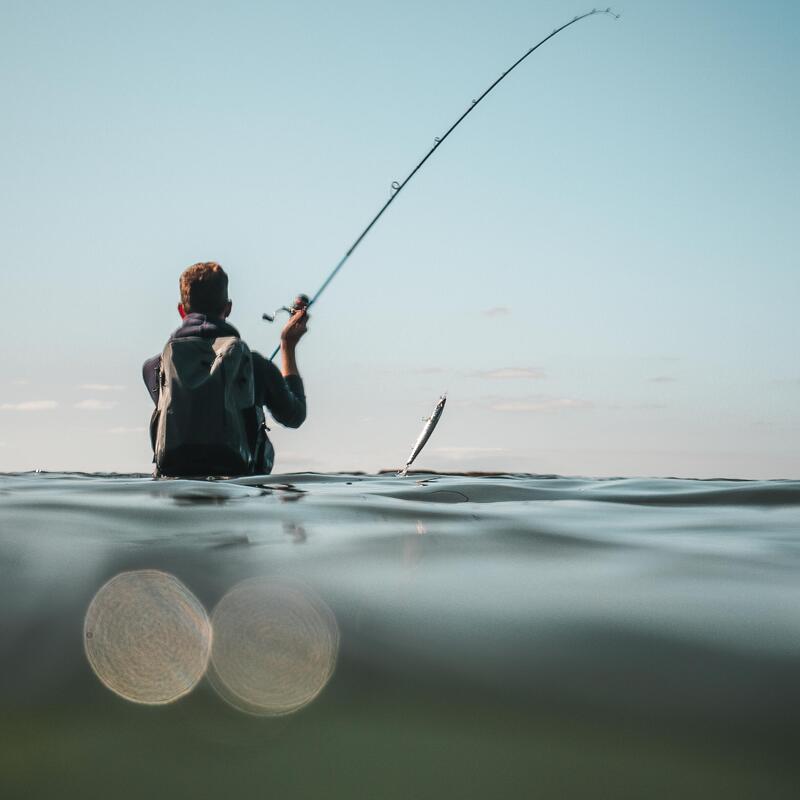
[
  {"left": 11, "top": 378, "right": 29, "bottom": 386},
  {"left": 408, "top": 366, "right": 546, "bottom": 379},
  {"left": 433, "top": 446, "right": 508, "bottom": 459},
  {"left": 483, "top": 306, "right": 511, "bottom": 317},
  {"left": 648, "top": 376, "right": 676, "bottom": 383},
  {"left": 108, "top": 426, "right": 146, "bottom": 434},
  {"left": 489, "top": 396, "right": 592, "bottom": 413},
  {"left": 0, "top": 400, "right": 58, "bottom": 411},
  {"left": 471, "top": 367, "right": 546, "bottom": 380},
  {"left": 79, "top": 383, "right": 126, "bottom": 392},
  {"left": 274, "top": 452, "right": 326, "bottom": 470},
  {"left": 75, "top": 399, "right": 118, "bottom": 411}
]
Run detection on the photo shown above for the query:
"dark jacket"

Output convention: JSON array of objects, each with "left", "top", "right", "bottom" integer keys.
[{"left": 142, "top": 313, "right": 306, "bottom": 471}]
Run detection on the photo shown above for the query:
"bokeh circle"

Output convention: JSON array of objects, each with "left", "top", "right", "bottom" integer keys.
[
  {"left": 208, "top": 578, "right": 339, "bottom": 716},
  {"left": 84, "top": 570, "right": 212, "bottom": 704}
]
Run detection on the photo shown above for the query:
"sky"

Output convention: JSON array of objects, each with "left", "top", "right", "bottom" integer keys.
[{"left": 1, "top": 0, "right": 798, "bottom": 478}]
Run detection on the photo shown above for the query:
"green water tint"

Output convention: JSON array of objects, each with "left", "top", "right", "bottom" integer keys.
[{"left": 2, "top": 472, "right": 800, "bottom": 798}]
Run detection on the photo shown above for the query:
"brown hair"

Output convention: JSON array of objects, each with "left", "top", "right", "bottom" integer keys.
[{"left": 179, "top": 262, "right": 229, "bottom": 315}]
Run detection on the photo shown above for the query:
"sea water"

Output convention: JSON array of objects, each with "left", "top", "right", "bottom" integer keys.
[{"left": 1, "top": 471, "right": 799, "bottom": 799}]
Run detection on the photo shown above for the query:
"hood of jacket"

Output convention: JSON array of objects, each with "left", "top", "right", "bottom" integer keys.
[{"left": 171, "top": 313, "right": 241, "bottom": 340}]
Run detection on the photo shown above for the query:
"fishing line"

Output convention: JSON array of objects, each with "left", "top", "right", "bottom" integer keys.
[{"left": 265, "top": 7, "right": 619, "bottom": 358}]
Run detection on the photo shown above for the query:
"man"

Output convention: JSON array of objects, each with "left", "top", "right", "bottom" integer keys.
[{"left": 142, "top": 262, "right": 307, "bottom": 476}]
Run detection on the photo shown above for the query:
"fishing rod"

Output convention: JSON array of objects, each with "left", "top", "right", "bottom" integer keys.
[{"left": 264, "top": 7, "right": 619, "bottom": 358}]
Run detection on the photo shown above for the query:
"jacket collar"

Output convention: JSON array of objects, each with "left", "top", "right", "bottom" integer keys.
[{"left": 171, "top": 312, "right": 240, "bottom": 340}]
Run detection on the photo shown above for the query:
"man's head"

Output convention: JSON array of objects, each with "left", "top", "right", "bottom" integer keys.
[{"left": 178, "top": 262, "right": 232, "bottom": 319}]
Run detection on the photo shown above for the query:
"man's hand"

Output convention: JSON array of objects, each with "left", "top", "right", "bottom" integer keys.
[
  {"left": 279, "top": 309, "right": 308, "bottom": 377},
  {"left": 280, "top": 309, "right": 309, "bottom": 348}
]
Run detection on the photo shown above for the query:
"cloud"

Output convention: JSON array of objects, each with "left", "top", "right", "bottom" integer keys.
[
  {"left": 273, "top": 452, "right": 326, "bottom": 470},
  {"left": 0, "top": 400, "right": 58, "bottom": 411},
  {"left": 489, "top": 396, "right": 592, "bottom": 413},
  {"left": 483, "top": 306, "right": 511, "bottom": 317},
  {"left": 648, "top": 376, "right": 676, "bottom": 383},
  {"left": 11, "top": 378, "right": 29, "bottom": 386},
  {"left": 408, "top": 366, "right": 546, "bottom": 380},
  {"left": 75, "top": 399, "right": 118, "bottom": 411},
  {"left": 108, "top": 426, "right": 146, "bottom": 434},
  {"left": 471, "top": 367, "right": 546, "bottom": 380},
  {"left": 771, "top": 377, "right": 800, "bottom": 386},
  {"left": 433, "top": 446, "right": 508, "bottom": 460},
  {"left": 79, "top": 383, "right": 126, "bottom": 392}
]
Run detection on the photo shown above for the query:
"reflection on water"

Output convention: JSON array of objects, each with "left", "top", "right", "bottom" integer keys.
[
  {"left": 83, "top": 570, "right": 211, "bottom": 705},
  {"left": 283, "top": 521, "right": 307, "bottom": 543},
  {"left": 208, "top": 578, "right": 339, "bottom": 716}
]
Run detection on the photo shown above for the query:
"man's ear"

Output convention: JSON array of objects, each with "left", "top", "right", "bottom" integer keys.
[
  {"left": 223, "top": 300, "right": 232, "bottom": 319},
  {"left": 178, "top": 303, "right": 187, "bottom": 319}
]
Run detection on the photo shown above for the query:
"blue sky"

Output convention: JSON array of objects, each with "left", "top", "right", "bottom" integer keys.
[{"left": 1, "top": 0, "right": 797, "bottom": 477}]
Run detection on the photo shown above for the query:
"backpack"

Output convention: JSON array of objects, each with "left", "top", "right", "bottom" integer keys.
[{"left": 151, "top": 336, "right": 256, "bottom": 477}]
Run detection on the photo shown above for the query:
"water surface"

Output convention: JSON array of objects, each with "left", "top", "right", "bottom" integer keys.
[{"left": 1, "top": 471, "right": 799, "bottom": 799}]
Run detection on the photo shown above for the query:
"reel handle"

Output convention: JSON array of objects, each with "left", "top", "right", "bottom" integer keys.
[{"left": 262, "top": 293, "right": 310, "bottom": 322}]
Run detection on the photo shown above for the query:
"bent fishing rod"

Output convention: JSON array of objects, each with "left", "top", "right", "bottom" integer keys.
[{"left": 264, "top": 7, "right": 619, "bottom": 358}]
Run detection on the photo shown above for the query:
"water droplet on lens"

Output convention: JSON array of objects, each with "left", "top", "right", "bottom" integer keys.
[
  {"left": 208, "top": 578, "right": 339, "bottom": 716},
  {"left": 84, "top": 570, "right": 211, "bottom": 705}
]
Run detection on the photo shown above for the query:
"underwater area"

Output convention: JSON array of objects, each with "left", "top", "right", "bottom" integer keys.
[{"left": 1, "top": 471, "right": 800, "bottom": 799}]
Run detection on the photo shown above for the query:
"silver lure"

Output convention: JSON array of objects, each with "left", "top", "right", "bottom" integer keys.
[{"left": 398, "top": 394, "right": 447, "bottom": 477}]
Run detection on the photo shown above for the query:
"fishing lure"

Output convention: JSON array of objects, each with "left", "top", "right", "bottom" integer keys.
[
  {"left": 264, "top": 8, "right": 619, "bottom": 356},
  {"left": 398, "top": 394, "right": 447, "bottom": 477}
]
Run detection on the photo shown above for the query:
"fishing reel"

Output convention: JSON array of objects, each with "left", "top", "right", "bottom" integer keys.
[{"left": 262, "top": 294, "right": 310, "bottom": 323}]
